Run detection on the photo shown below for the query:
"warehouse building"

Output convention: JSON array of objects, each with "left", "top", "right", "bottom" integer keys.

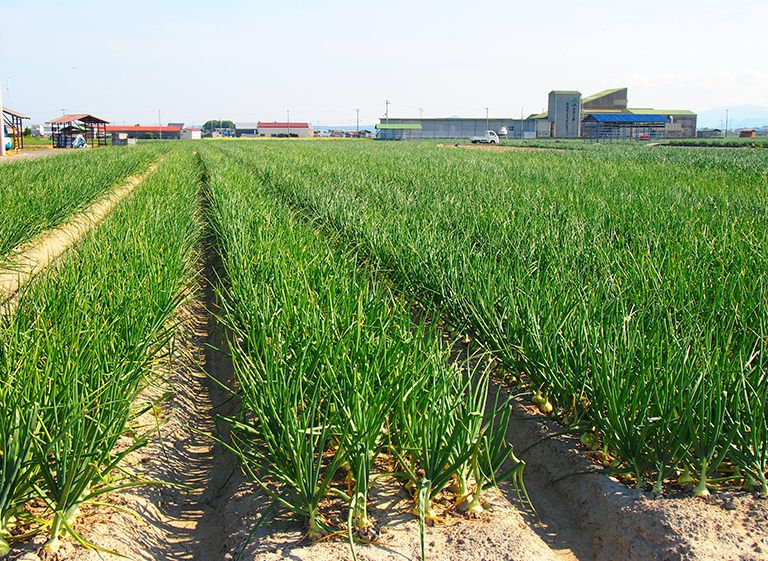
[
  {"left": 376, "top": 117, "right": 538, "bottom": 140},
  {"left": 105, "top": 125, "right": 181, "bottom": 140},
  {"left": 256, "top": 122, "right": 313, "bottom": 138},
  {"left": 235, "top": 122, "right": 259, "bottom": 137},
  {"left": 378, "top": 88, "right": 696, "bottom": 140}
]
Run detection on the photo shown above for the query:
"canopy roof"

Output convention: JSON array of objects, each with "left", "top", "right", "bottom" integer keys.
[
  {"left": 47, "top": 114, "right": 110, "bottom": 125},
  {"left": 2, "top": 107, "right": 30, "bottom": 120}
]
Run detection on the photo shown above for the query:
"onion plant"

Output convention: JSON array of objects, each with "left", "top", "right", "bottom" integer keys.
[
  {"left": 0, "top": 145, "right": 160, "bottom": 262},
  {"left": 0, "top": 146, "right": 200, "bottom": 555},
  {"left": 201, "top": 144, "right": 526, "bottom": 560},
  {"left": 210, "top": 140, "right": 767, "bottom": 494}
]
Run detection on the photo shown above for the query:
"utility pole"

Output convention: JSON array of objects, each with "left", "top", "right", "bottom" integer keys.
[
  {"left": 158, "top": 110, "right": 162, "bottom": 140},
  {"left": 419, "top": 108, "right": 423, "bottom": 119},
  {"left": 485, "top": 107, "right": 489, "bottom": 132},
  {"left": 725, "top": 109, "right": 728, "bottom": 138},
  {"left": 287, "top": 110, "right": 290, "bottom": 137},
  {"left": 0, "top": 74, "right": 5, "bottom": 156},
  {"left": 384, "top": 100, "right": 390, "bottom": 124},
  {"left": 355, "top": 108, "right": 360, "bottom": 134}
]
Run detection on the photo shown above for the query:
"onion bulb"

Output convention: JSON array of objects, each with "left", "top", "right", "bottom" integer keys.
[{"left": 677, "top": 465, "right": 693, "bottom": 487}]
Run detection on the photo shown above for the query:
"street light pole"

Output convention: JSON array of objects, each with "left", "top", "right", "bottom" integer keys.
[
  {"left": 355, "top": 108, "right": 360, "bottom": 134},
  {"left": 485, "top": 107, "right": 489, "bottom": 132}
]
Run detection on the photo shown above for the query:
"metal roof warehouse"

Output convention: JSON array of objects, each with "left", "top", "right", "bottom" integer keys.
[{"left": 581, "top": 113, "right": 669, "bottom": 141}]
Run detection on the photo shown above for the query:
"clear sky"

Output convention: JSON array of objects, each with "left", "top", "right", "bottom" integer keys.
[{"left": 1, "top": 0, "right": 765, "bottom": 126}]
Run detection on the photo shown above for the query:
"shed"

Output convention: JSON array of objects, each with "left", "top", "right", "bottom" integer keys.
[
  {"left": 3, "top": 107, "right": 30, "bottom": 151},
  {"left": 697, "top": 128, "right": 722, "bottom": 139},
  {"left": 375, "top": 123, "right": 423, "bottom": 140},
  {"left": 46, "top": 114, "right": 110, "bottom": 148}
]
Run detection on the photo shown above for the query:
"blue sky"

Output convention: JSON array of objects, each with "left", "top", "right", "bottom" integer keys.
[{"left": 1, "top": 0, "right": 765, "bottom": 126}]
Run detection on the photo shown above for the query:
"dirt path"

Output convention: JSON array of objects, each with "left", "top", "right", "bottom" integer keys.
[
  {"left": 0, "top": 149, "right": 75, "bottom": 164},
  {"left": 109, "top": 275, "right": 238, "bottom": 560},
  {"left": 0, "top": 163, "right": 159, "bottom": 314}
]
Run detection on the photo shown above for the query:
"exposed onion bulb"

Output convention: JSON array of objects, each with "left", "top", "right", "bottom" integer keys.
[{"left": 677, "top": 465, "right": 694, "bottom": 487}]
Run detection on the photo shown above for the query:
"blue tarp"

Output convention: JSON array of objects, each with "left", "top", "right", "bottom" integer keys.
[{"left": 584, "top": 113, "right": 669, "bottom": 123}]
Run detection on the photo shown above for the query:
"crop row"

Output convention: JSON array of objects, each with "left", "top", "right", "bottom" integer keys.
[
  {"left": 1, "top": 139, "right": 765, "bottom": 557},
  {"left": 209, "top": 140, "right": 768, "bottom": 496},
  {"left": 0, "top": 145, "right": 161, "bottom": 261},
  {"left": 200, "top": 145, "right": 525, "bottom": 558},
  {"left": 0, "top": 148, "right": 201, "bottom": 555}
]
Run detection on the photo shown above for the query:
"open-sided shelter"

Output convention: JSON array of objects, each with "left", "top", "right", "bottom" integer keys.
[
  {"left": 46, "top": 114, "right": 109, "bottom": 148},
  {"left": 3, "top": 107, "right": 30, "bottom": 150},
  {"left": 581, "top": 113, "right": 669, "bottom": 142}
]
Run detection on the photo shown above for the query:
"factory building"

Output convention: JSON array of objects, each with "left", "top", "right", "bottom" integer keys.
[
  {"left": 547, "top": 91, "right": 582, "bottom": 138},
  {"left": 378, "top": 88, "right": 696, "bottom": 140}
]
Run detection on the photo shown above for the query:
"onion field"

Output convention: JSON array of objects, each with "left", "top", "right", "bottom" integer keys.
[
  {"left": 0, "top": 149, "right": 201, "bottom": 555},
  {"left": 0, "top": 146, "right": 161, "bottom": 261},
  {"left": 202, "top": 141, "right": 767, "bottom": 498},
  {"left": 0, "top": 140, "right": 766, "bottom": 558}
]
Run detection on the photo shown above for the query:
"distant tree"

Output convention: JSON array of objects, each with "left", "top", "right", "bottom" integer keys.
[
  {"left": 144, "top": 132, "right": 154, "bottom": 139},
  {"left": 23, "top": 127, "right": 31, "bottom": 137},
  {"left": 202, "top": 120, "right": 236, "bottom": 133}
]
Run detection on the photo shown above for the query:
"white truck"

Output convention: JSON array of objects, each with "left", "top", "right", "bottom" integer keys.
[{"left": 470, "top": 130, "right": 499, "bottom": 144}]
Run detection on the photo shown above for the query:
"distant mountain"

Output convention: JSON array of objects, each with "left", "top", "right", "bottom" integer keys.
[{"left": 697, "top": 104, "right": 768, "bottom": 129}]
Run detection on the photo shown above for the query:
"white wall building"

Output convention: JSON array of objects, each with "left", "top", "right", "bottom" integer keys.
[
  {"left": 258, "top": 122, "right": 312, "bottom": 138},
  {"left": 181, "top": 128, "right": 201, "bottom": 140}
]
